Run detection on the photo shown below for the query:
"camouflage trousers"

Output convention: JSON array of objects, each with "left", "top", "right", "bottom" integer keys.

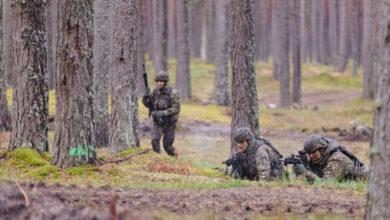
[{"left": 151, "top": 123, "right": 177, "bottom": 156}]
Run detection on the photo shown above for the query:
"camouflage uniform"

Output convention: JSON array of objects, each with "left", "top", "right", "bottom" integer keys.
[
  {"left": 142, "top": 72, "right": 180, "bottom": 156},
  {"left": 296, "top": 134, "right": 368, "bottom": 182},
  {"left": 229, "top": 127, "right": 284, "bottom": 181}
]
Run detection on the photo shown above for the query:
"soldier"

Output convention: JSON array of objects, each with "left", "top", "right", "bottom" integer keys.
[
  {"left": 227, "top": 127, "right": 284, "bottom": 181},
  {"left": 142, "top": 71, "right": 180, "bottom": 157},
  {"left": 293, "top": 134, "right": 368, "bottom": 183}
]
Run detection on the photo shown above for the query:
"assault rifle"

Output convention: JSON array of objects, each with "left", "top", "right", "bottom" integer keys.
[
  {"left": 142, "top": 65, "right": 163, "bottom": 125},
  {"left": 282, "top": 150, "right": 309, "bottom": 168},
  {"left": 223, "top": 157, "right": 244, "bottom": 178}
]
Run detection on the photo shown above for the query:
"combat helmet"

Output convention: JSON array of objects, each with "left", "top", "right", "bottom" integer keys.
[
  {"left": 303, "top": 134, "right": 328, "bottom": 153},
  {"left": 155, "top": 71, "right": 169, "bottom": 82},
  {"left": 233, "top": 127, "right": 254, "bottom": 142}
]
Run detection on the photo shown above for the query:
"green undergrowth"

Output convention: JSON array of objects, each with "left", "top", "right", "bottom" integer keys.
[{"left": 0, "top": 148, "right": 367, "bottom": 193}]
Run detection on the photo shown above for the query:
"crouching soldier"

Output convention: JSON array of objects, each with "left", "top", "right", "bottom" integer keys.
[
  {"left": 226, "top": 127, "right": 284, "bottom": 181},
  {"left": 142, "top": 71, "right": 180, "bottom": 157},
  {"left": 293, "top": 134, "right": 368, "bottom": 183}
]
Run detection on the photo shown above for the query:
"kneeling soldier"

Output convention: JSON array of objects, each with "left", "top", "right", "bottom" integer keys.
[
  {"left": 293, "top": 133, "right": 368, "bottom": 183},
  {"left": 227, "top": 127, "right": 284, "bottom": 181}
]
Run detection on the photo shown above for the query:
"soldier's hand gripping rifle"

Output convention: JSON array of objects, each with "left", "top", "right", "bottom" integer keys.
[
  {"left": 223, "top": 157, "right": 243, "bottom": 179},
  {"left": 282, "top": 150, "right": 310, "bottom": 176},
  {"left": 142, "top": 65, "right": 163, "bottom": 125}
]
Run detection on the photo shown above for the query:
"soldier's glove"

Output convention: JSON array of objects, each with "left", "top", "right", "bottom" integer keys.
[
  {"left": 292, "top": 164, "right": 307, "bottom": 176},
  {"left": 143, "top": 87, "right": 150, "bottom": 97}
]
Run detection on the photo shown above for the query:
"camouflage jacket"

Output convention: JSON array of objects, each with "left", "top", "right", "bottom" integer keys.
[
  {"left": 238, "top": 138, "right": 284, "bottom": 181},
  {"left": 142, "top": 87, "right": 181, "bottom": 125},
  {"left": 304, "top": 140, "right": 367, "bottom": 182}
]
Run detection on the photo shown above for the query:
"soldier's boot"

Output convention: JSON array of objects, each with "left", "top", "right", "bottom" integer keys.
[
  {"left": 163, "top": 129, "right": 177, "bottom": 157},
  {"left": 151, "top": 139, "right": 161, "bottom": 153}
]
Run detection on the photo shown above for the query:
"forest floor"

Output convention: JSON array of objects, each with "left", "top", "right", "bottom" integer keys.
[{"left": 0, "top": 60, "right": 372, "bottom": 219}]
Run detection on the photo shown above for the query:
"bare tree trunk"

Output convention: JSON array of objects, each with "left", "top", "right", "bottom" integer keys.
[
  {"left": 329, "top": 0, "right": 340, "bottom": 66},
  {"left": 176, "top": 0, "right": 191, "bottom": 100},
  {"left": 300, "top": 0, "right": 312, "bottom": 62},
  {"left": 351, "top": 0, "right": 360, "bottom": 76},
  {"left": 154, "top": 0, "right": 168, "bottom": 72},
  {"left": 291, "top": 0, "right": 301, "bottom": 105},
  {"left": 93, "top": 0, "right": 110, "bottom": 147},
  {"left": 206, "top": 0, "right": 216, "bottom": 63},
  {"left": 212, "top": 0, "right": 230, "bottom": 106},
  {"left": 189, "top": 0, "right": 203, "bottom": 58},
  {"left": 136, "top": 0, "right": 146, "bottom": 96},
  {"left": 0, "top": 0, "right": 10, "bottom": 131},
  {"left": 167, "top": 0, "right": 176, "bottom": 58},
  {"left": 311, "top": 0, "right": 320, "bottom": 63},
  {"left": 318, "top": 0, "right": 330, "bottom": 64},
  {"left": 271, "top": 0, "right": 279, "bottom": 79},
  {"left": 109, "top": 0, "right": 140, "bottom": 153},
  {"left": 275, "top": 0, "right": 291, "bottom": 108},
  {"left": 52, "top": 0, "right": 95, "bottom": 167},
  {"left": 337, "top": 0, "right": 351, "bottom": 72},
  {"left": 9, "top": 0, "right": 48, "bottom": 153},
  {"left": 230, "top": 0, "right": 259, "bottom": 150},
  {"left": 362, "top": 0, "right": 374, "bottom": 99},
  {"left": 365, "top": 2, "right": 390, "bottom": 218},
  {"left": 200, "top": 8, "right": 207, "bottom": 61},
  {"left": 47, "top": 0, "right": 57, "bottom": 90},
  {"left": 3, "top": 0, "right": 13, "bottom": 86}
]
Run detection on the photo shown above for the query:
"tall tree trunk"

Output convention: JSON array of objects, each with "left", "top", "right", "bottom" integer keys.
[
  {"left": 176, "top": 0, "right": 191, "bottom": 100},
  {"left": 271, "top": 0, "right": 279, "bottom": 79},
  {"left": 329, "top": 0, "right": 340, "bottom": 66},
  {"left": 167, "top": 0, "right": 176, "bottom": 58},
  {"left": 337, "top": 0, "right": 351, "bottom": 72},
  {"left": 212, "top": 0, "right": 230, "bottom": 106},
  {"left": 275, "top": 0, "right": 291, "bottom": 108},
  {"left": 9, "top": 0, "right": 48, "bottom": 153},
  {"left": 93, "top": 0, "right": 110, "bottom": 147},
  {"left": 311, "top": 0, "right": 320, "bottom": 63},
  {"left": 230, "top": 0, "right": 259, "bottom": 151},
  {"left": 52, "top": 0, "right": 95, "bottom": 167},
  {"left": 300, "top": 0, "right": 312, "bottom": 62},
  {"left": 362, "top": 0, "right": 374, "bottom": 98},
  {"left": 206, "top": 0, "right": 216, "bottom": 63},
  {"left": 351, "top": 0, "right": 360, "bottom": 76},
  {"left": 0, "top": 0, "right": 10, "bottom": 131},
  {"left": 365, "top": 2, "right": 390, "bottom": 218},
  {"left": 136, "top": 0, "right": 146, "bottom": 96},
  {"left": 3, "top": 0, "right": 13, "bottom": 86},
  {"left": 291, "top": 0, "right": 301, "bottom": 105},
  {"left": 47, "top": 0, "right": 57, "bottom": 90},
  {"left": 109, "top": 0, "right": 140, "bottom": 153},
  {"left": 189, "top": 0, "right": 202, "bottom": 58},
  {"left": 318, "top": 0, "right": 330, "bottom": 64},
  {"left": 200, "top": 8, "right": 207, "bottom": 61},
  {"left": 154, "top": 0, "right": 168, "bottom": 72}
]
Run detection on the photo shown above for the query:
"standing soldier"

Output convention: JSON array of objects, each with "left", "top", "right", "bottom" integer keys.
[
  {"left": 142, "top": 71, "right": 180, "bottom": 157},
  {"left": 293, "top": 134, "right": 368, "bottom": 182}
]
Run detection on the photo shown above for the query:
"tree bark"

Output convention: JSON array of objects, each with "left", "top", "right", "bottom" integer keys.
[
  {"left": 318, "top": 0, "right": 330, "bottom": 64},
  {"left": 362, "top": 0, "right": 375, "bottom": 98},
  {"left": 275, "top": 0, "right": 291, "bottom": 108},
  {"left": 329, "top": 0, "right": 340, "bottom": 66},
  {"left": 337, "top": 0, "right": 351, "bottom": 72},
  {"left": 46, "top": 0, "right": 57, "bottom": 90},
  {"left": 176, "top": 0, "right": 191, "bottom": 100},
  {"left": 0, "top": 0, "right": 10, "bottom": 131},
  {"left": 167, "top": 0, "right": 176, "bottom": 58},
  {"left": 109, "top": 0, "right": 140, "bottom": 153},
  {"left": 212, "top": 0, "right": 230, "bottom": 106},
  {"left": 9, "top": 0, "right": 48, "bottom": 153},
  {"left": 154, "top": 0, "right": 168, "bottom": 72},
  {"left": 351, "top": 0, "right": 360, "bottom": 76},
  {"left": 291, "top": 0, "right": 301, "bottom": 105},
  {"left": 52, "top": 0, "right": 95, "bottom": 167},
  {"left": 205, "top": 0, "right": 216, "bottom": 63},
  {"left": 3, "top": 0, "right": 13, "bottom": 86},
  {"left": 136, "top": 0, "right": 146, "bottom": 96},
  {"left": 230, "top": 0, "right": 259, "bottom": 151},
  {"left": 300, "top": 0, "right": 312, "bottom": 62},
  {"left": 365, "top": 2, "right": 390, "bottom": 218},
  {"left": 189, "top": 0, "right": 202, "bottom": 58},
  {"left": 93, "top": 0, "right": 110, "bottom": 147}
]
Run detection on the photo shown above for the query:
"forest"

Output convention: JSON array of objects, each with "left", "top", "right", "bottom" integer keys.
[{"left": 0, "top": 0, "right": 389, "bottom": 219}]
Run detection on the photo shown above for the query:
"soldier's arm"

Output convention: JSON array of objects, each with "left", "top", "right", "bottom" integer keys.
[
  {"left": 142, "top": 92, "right": 153, "bottom": 108},
  {"left": 162, "top": 89, "right": 181, "bottom": 116},
  {"left": 255, "top": 146, "right": 272, "bottom": 181},
  {"left": 322, "top": 158, "right": 349, "bottom": 180}
]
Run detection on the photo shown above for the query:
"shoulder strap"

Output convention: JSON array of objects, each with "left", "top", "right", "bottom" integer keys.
[
  {"left": 255, "top": 136, "right": 283, "bottom": 159},
  {"left": 338, "top": 146, "right": 364, "bottom": 167}
]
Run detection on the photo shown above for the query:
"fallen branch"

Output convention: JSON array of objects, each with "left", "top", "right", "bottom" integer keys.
[
  {"left": 106, "top": 149, "right": 151, "bottom": 164},
  {"left": 16, "top": 182, "right": 30, "bottom": 207}
]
